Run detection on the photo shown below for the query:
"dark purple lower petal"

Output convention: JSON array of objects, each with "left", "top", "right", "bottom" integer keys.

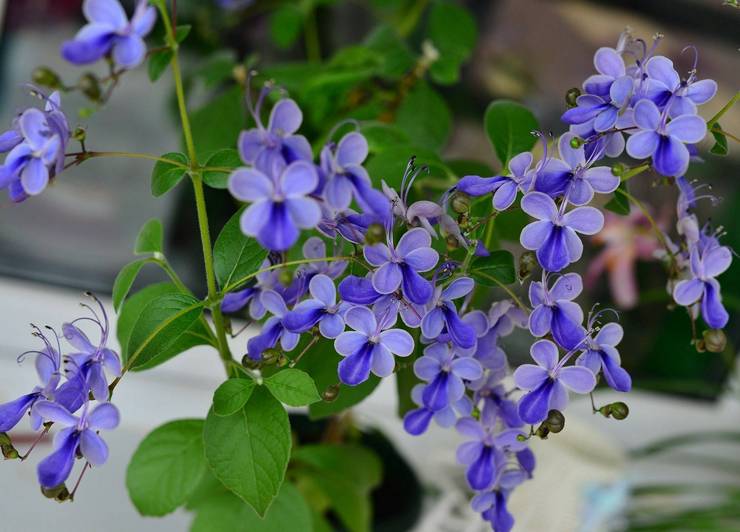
[
  {"left": 466, "top": 445, "right": 495, "bottom": 490},
  {"left": 443, "top": 304, "right": 476, "bottom": 349},
  {"left": 551, "top": 305, "right": 587, "bottom": 350},
  {"left": 258, "top": 202, "right": 299, "bottom": 251},
  {"left": 536, "top": 226, "right": 570, "bottom": 272},
  {"left": 456, "top": 175, "right": 506, "bottom": 196},
  {"left": 516, "top": 448, "right": 536, "bottom": 477},
  {"left": 338, "top": 342, "right": 374, "bottom": 386},
  {"left": 221, "top": 287, "right": 256, "bottom": 313},
  {"left": 488, "top": 492, "right": 515, "bottom": 532},
  {"left": 601, "top": 351, "right": 632, "bottom": 392},
  {"left": 0, "top": 393, "right": 38, "bottom": 432},
  {"left": 37, "top": 430, "right": 79, "bottom": 489},
  {"left": 517, "top": 379, "right": 554, "bottom": 424},
  {"left": 422, "top": 372, "right": 451, "bottom": 411},
  {"left": 339, "top": 275, "right": 382, "bottom": 304},
  {"left": 246, "top": 320, "right": 283, "bottom": 360},
  {"left": 535, "top": 169, "right": 571, "bottom": 198},
  {"left": 403, "top": 407, "right": 434, "bottom": 436},
  {"left": 61, "top": 34, "right": 113, "bottom": 65},
  {"left": 701, "top": 280, "right": 729, "bottom": 329},
  {"left": 54, "top": 371, "right": 88, "bottom": 414},
  {"left": 400, "top": 263, "right": 433, "bottom": 305},
  {"left": 283, "top": 304, "right": 325, "bottom": 333}
]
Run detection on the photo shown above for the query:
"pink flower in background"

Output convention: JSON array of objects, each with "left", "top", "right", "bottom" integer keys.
[{"left": 585, "top": 208, "right": 663, "bottom": 309}]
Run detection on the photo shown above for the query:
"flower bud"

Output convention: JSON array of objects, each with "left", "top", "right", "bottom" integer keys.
[
  {"left": 451, "top": 192, "right": 471, "bottom": 214},
  {"left": 544, "top": 409, "right": 565, "bottom": 433},
  {"left": 611, "top": 162, "right": 626, "bottom": 177},
  {"left": 364, "top": 223, "right": 385, "bottom": 245},
  {"left": 565, "top": 87, "right": 581, "bottom": 107},
  {"left": 0, "top": 432, "right": 18, "bottom": 460},
  {"left": 278, "top": 269, "right": 293, "bottom": 287},
  {"left": 78, "top": 73, "right": 101, "bottom": 102},
  {"left": 610, "top": 401, "right": 629, "bottom": 420},
  {"left": 703, "top": 329, "right": 726, "bottom": 353},
  {"left": 32, "top": 66, "right": 62, "bottom": 89},
  {"left": 569, "top": 136, "right": 584, "bottom": 149},
  {"left": 72, "top": 127, "right": 86, "bottom": 143},
  {"left": 518, "top": 251, "right": 537, "bottom": 281},
  {"left": 41, "top": 483, "right": 70, "bottom": 502},
  {"left": 261, "top": 348, "right": 281, "bottom": 364},
  {"left": 241, "top": 354, "right": 259, "bottom": 368},
  {"left": 321, "top": 383, "right": 340, "bottom": 402}
]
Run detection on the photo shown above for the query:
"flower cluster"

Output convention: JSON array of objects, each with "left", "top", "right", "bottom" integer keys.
[
  {"left": 0, "top": 295, "right": 120, "bottom": 493},
  {"left": 0, "top": 90, "right": 70, "bottom": 202}
]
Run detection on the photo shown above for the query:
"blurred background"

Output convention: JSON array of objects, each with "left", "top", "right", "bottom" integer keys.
[{"left": 0, "top": 0, "right": 738, "bottom": 530}]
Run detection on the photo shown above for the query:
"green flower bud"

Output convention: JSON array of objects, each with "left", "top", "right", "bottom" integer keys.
[
  {"left": 32, "top": 66, "right": 62, "bottom": 89},
  {"left": 569, "top": 136, "right": 584, "bottom": 149},
  {"left": 41, "top": 483, "right": 70, "bottom": 502},
  {"left": 451, "top": 192, "right": 471, "bottom": 214},
  {"left": 364, "top": 223, "right": 385, "bottom": 245},
  {"left": 241, "top": 354, "right": 259, "bottom": 368},
  {"left": 611, "top": 162, "right": 626, "bottom": 177},
  {"left": 565, "top": 87, "right": 581, "bottom": 107},
  {"left": 703, "top": 329, "right": 727, "bottom": 353},
  {"left": 518, "top": 251, "right": 537, "bottom": 281},
  {"left": 0, "top": 432, "right": 19, "bottom": 460},
  {"left": 72, "top": 127, "right": 86, "bottom": 143},
  {"left": 610, "top": 401, "right": 629, "bottom": 420},
  {"left": 78, "top": 73, "right": 101, "bottom": 102},
  {"left": 544, "top": 409, "right": 565, "bottom": 433},
  {"left": 321, "top": 384, "right": 340, "bottom": 402}
]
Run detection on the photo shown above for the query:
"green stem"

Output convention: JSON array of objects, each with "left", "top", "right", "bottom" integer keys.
[
  {"left": 706, "top": 90, "right": 740, "bottom": 128},
  {"left": 304, "top": 8, "right": 321, "bottom": 63},
  {"left": 621, "top": 163, "right": 650, "bottom": 183},
  {"left": 474, "top": 271, "right": 529, "bottom": 312},
  {"left": 713, "top": 125, "right": 740, "bottom": 144}
]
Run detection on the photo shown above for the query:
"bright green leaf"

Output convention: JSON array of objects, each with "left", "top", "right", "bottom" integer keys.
[
  {"left": 396, "top": 82, "right": 451, "bottom": 151},
  {"left": 175, "top": 24, "right": 191, "bottom": 44},
  {"left": 126, "top": 419, "right": 206, "bottom": 516},
  {"left": 148, "top": 49, "right": 173, "bottom": 82},
  {"left": 364, "top": 25, "right": 414, "bottom": 79},
  {"left": 469, "top": 250, "right": 516, "bottom": 286},
  {"left": 134, "top": 218, "right": 164, "bottom": 255},
  {"left": 214, "top": 208, "right": 268, "bottom": 291},
  {"left": 112, "top": 259, "right": 149, "bottom": 312},
  {"left": 265, "top": 369, "right": 321, "bottom": 407},
  {"left": 359, "top": 121, "right": 410, "bottom": 153},
  {"left": 151, "top": 152, "right": 189, "bottom": 197},
  {"left": 125, "top": 293, "right": 204, "bottom": 370},
  {"left": 269, "top": 6, "right": 304, "bottom": 49},
  {"left": 203, "top": 387, "right": 291, "bottom": 516},
  {"left": 484, "top": 100, "right": 539, "bottom": 167},
  {"left": 427, "top": 0, "right": 477, "bottom": 85},
  {"left": 190, "top": 86, "right": 245, "bottom": 160},
  {"left": 213, "top": 378, "right": 256, "bottom": 416},
  {"left": 710, "top": 122, "right": 728, "bottom": 156},
  {"left": 605, "top": 181, "right": 630, "bottom": 215},
  {"left": 203, "top": 148, "right": 241, "bottom": 189}
]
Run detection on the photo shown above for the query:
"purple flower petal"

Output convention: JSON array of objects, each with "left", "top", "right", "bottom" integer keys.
[
  {"left": 283, "top": 300, "right": 325, "bottom": 333},
  {"left": 530, "top": 339, "right": 558, "bottom": 370},
  {"left": 583, "top": 166, "right": 619, "bottom": 194},
  {"left": 258, "top": 202, "right": 299, "bottom": 250},
  {"left": 466, "top": 446, "right": 495, "bottom": 490},
  {"left": 344, "top": 305, "right": 377, "bottom": 336},
  {"left": 335, "top": 331, "right": 368, "bottom": 357},
  {"left": 520, "top": 220, "right": 553, "bottom": 250},
  {"left": 403, "top": 407, "right": 434, "bottom": 435},
  {"left": 308, "top": 274, "right": 335, "bottom": 306},
  {"left": 594, "top": 47, "right": 625, "bottom": 78},
  {"left": 37, "top": 430, "right": 79, "bottom": 488},
  {"left": 372, "top": 262, "right": 403, "bottom": 294},
  {"left": 20, "top": 158, "right": 49, "bottom": 196},
  {"left": 518, "top": 380, "right": 553, "bottom": 424},
  {"left": 456, "top": 440, "right": 484, "bottom": 466},
  {"left": 686, "top": 79, "right": 717, "bottom": 105},
  {"left": 633, "top": 99, "right": 661, "bottom": 130},
  {"left": 403, "top": 248, "right": 439, "bottom": 272},
  {"left": 513, "top": 364, "right": 549, "bottom": 391},
  {"left": 492, "top": 180, "right": 518, "bottom": 210},
  {"left": 563, "top": 206, "right": 603, "bottom": 235},
  {"left": 112, "top": 34, "right": 146, "bottom": 69},
  {"left": 281, "top": 160, "right": 318, "bottom": 197},
  {"left": 414, "top": 355, "right": 441, "bottom": 381},
  {"left": 80, "top": 429, "right": 109, "bottom": 466},
  {"left": 339, "top": 275, "right": 381, "bottom": 304},
  {"left": 626, "top": 130, "right": 660, "bottom": 160},
  {"left": 521, "top": 192, "right": 558, "bottom": 222},
  {"left": 370, "top": 343, "right": 395, "bottom": 377},
  {"left": 528, "top": 305, "right": 552, "bottom": 337},
  {"left": 646, "top": 56, "right": 679, "bottom": 89},
  {"left": 325, "top": 174, "right": 353, "bottom": 210},
  {"left": 62, "top": 323, "right": 96, "bottom": 353},
  {"left": 131, "top": 2, "right": 157, "bottom": 35},
  {"left": 33, "top": 400, "right": 77, "bottom": 426},
  {"left": 84, "top": 0, "right": 127, "bottom": 27},
  {"left": 665, "top": 115, "right": 707, "bottom": 144},
  {"left": 379, "top": 329, "right": 414, "bottom": 356},
  {"left": 442, "top": 277, "right": 474, "bottom": 300},
  {"left": 261, "top": 290, "right": 288, "bottom": 317},
  {"left": 451, "top": 357, "right": 483, "bottom": 381},
  {"left": 421, "top": 307, "right": 445, "bottom": 339},
  {"left": 0, "top": 393, "right": 38, "bottom": 432},
  {"left": 702, "top": 278, "right": 729, "bottom": 329},
  {"left": 654, "top": 135, "right": 689, "bottom": 177},
  {"left": 338, "top": 343, "right": 374, "bottom": 385},
  {"left": 286, "top": 196, "right": 321, "bottom": 228},
  {"left": 609, "top": 75, "right": 633, "bottom": 107},
  {"left": 363, "top": 243, "right": 391, "bottom": 266},
  {"left": 400, "top": 264, "right": 433, "bottom": 305},
  {"left": 567, "top": 178, "right": 593, "bottom": 206},
  {"left": 268, "top": 99, "right": 302, "bottom": 136},
  {"left": 221, "top": 287, "right": 256, "bottom": 313},
  {"left": 319, "top": 313, "right": 344, "bottom": 339},
  {"left": 550, "top": 272, "right": 582, "bottom": 300},
  {"left": 704, "top": 247, "right": 732, "bottom": 278},
  {"left": 537, "top": 226, "right": 571, "bottom": 272},
  {"left": 559, "top": 133, "right": 586, "bottom": 169},
  {"left": 595, "top": 322, "right": 623, "bottom": 347},
  {"left": 336, "top": 132, "right": 368, "bottom": 167},
  {"left": 396, "top": 227, "right": 432, "bottom": 258},
  {"left": 558, "top": 366, "right": 596, "bottom": 393},
  {"left": 228, "top": 168, "right": 273, "bottom": 202}
]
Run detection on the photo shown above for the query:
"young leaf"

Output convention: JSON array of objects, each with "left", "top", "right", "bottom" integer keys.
[
  {"left": 604, "top": 181, "right": 630, "bottom": 215},
  {"left": 126, "top": 419, "right": 206, "bottom": 516},
  {"left": 710, "top": 122, "right": 728, "bottom": 156},
  {"left": 175, "top": 24, "right": 192, "bottom": 44},
  {"left": 203, "top": 387, "right": 291, "bottom": 516},
  {"left": 213, "top": 378, "right": 256, "bottom": 416},
  {"left": 396, "top": 82, "right": 452, "bottom": 151},
  {"left": 214, "top": 208, "right": 268, "bottom": 291},
  {"left": 203, "top": 148, "right": 242, "bottom": 189},
  {"left": 427, "top": 0, "right": 477, "bottom": 85},
  {"left": 190, "top": 479, "right": 311, "bottom": 532},
  {"left": 148, "top": 49, "right": 173, "bottom": 82},
  {"left": 112, "top": 259, "right": 150, "bottom": 312},
  {"left": 151, "top": 152, "right": 189, "bottom": 197},
  {"left": 484, "top": 100, "right": 539, "bottom": 167},
  {"left": 269, "top": 5, "right": 304, "bottom": 49},
  {"left": 134, "top": 218, "right": 164, "bottom": 255},
  {"left": 265, "top": 369, "right": 321, "bottom": 407},
  {"left": 117, "top": 283, "right": 213, "bottom": 368},
  {"left": 125, "top": 293, "right": 205, "bottom": 370},
  {"left": 469, "top": 250, "right": 516, "bottom": 286}
]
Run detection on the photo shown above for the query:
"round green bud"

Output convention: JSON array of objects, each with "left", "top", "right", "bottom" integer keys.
[
  {"left": 609, "top": 401, "right": 629, "bottom": 420},
  {"left": 41, "top": 483, "right": 70, "bottom": 502},
  {"left": 544, "top": 409, "right": 565, "bottom": 433},
  {"left": 451, "top": 192, "right": 471, "bottom": 214},
  {"left": 321, "top": 384, "right": 340, "bottom": 402},
  {"left": 565, "top": 87, "right": 581, "bottom": 107},
  {"left": 518, "top": 251, "right": 537, "bottom": 281},
  {"left": 535, "top": 425, "right": 551, "bottom": 439},
  {"left": 703, "top": 329, "right": 727, "bottom": 353},
  {"left": 78, "top": 73, "right": 101, "bottom": 102},
  {"left": 278, "top": 269, "right": 293, "bottom": 287},
  {"left": 516, "top": 434, "right": 527, "bottom": 442},
  {"left": 72, "top": 127, "right": 86, "bottom": 143},
  {"left": 611, "top": 162, "right": 626, "bottom": 177},
  {"left": 569, "top": 136, "right": 583, "bottom": 149},
  {"left": 365, "top": 223, "right": 385, "bottom": 245},
  {"left": 32, "top": 66, "right": 62, "bottom": 89}
]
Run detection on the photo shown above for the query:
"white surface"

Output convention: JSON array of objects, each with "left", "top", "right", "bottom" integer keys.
[{"left": 0, "top": 276, "right": 737, "bottom": 531}]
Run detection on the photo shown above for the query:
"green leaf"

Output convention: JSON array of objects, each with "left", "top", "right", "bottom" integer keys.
[
  {"left": 469, "top": 250, "right": 516, "bottom": 286},
  {"left": 296, "top": 340, "right": 381, "bottom": 420},
  {"left": 134, "top": 218, "right": 164, "bottom": 255},
  {"left": 151, "top": 152, "right": 189, "bottom": 197},
  {"left": 710, "top": 122, "right": 728, "bottom": 156},
  {"left": 112, "top": 259, "right": 149, "bottom": 312},
  {"left": 364, "top": 25, "right": 414, "bottom": 79},
  {"left": 427, "top": 0, "right": 477, "bottom": 85},
  {"left": 269, "top": 6, "right": 304, "bottom": 49},
  {"left": 175, "top": 24, "right": 191, "bottom": 44},
  {"left": 203, "top": 148, "right": 241, "bottom": 189},
  {"left": 293, "top": 444, "right": 381, "bottom": 532},
  {"left": 148, "top": 49, "right": 173, "bottom": 82},
  {"left": 484, "top": 100, "right": 539, "bottom": 167},
  {"left": 190, "top": 479, "right": 312, "bottom": 532},
  {"left": 265, "top": 369, "right": 321, "bottom": 407},
  {"left": 396, "top": 82, "right": 451, "bottom": 151},
  {"left": 213, "top": 378, "right": 256, "bottom": 416},
  {"left": 214, "top": 208, "right": 269, "bottom": 291},
  {"left": 359, "top": 121, "right": 410, "bottom": 153},
  {"left": 125, "top": 293, "right": 205, "bottom": 370},
  {"left": 605, "top": 181, "right": 630, "bottom": 215},
  {"left": 203, "top": 387, "right": 291, "bottom": 516},
  {"left": 126, "top": 419, "right": 206, "bottom": 516},
  {"left": 190, "top": 86, "right": 245, "bottom": 160}
]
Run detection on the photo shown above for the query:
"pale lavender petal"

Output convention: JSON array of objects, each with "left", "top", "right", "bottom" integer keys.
[
  {"left": 371, "top": 344, "right": 395, "bottom": 377},
  {"left": 308, "top": 274, "right": 335, "bottom": 306},
  {"left": 238, "top": 129, "right": 264, "bottom": 164},
  {"left": 492, "top": 180, "right": 518, "bottom": 210},
  {"left": 442, "top": 277, "right": 474, "bottom": 301},
  {"left": 372, "top": 262, "right": 403, "bottom": 294},
  {"left": 336, "top": 132, "right": 368, "bottom": 167},
  {"left": 633, "top": 99, "right": 661, "bottom": 130},
  {"left": 62, "top": 323, "right": 96, "bottom": 353},
  {"left": 666, "top": 115, "right": 707, "bottom": 144},
  {"left": 456, "top": 417, "right": 485, "bottom": 440},
  {"left": 626, "top": 130, "right": 660, "bottom": 159},
  {"left": 702, "top": 278, "right": 729, "bottom": 329},
  {"left": 531, "top": 339, "right": 559, "bottom": 370},
  {"left": 703, "top": 246, "right": 732, "bottom": 278},
  {"left": 80, "top": 429, "right": 108, "bottom": 466},
  {"left": 261, "top": 289, "right": 288, "bottom": 317},
  {"left": 286, "top": 196, "right": 321, "bottom": 228},
  {"left": 521, "top": 192, "right": 558, "bottom": 221},
  {"left": 520, "top": 220, "right": 552, "bottom": 250},
  {"left": 558, "top": 366, "right": 596, "bottom": 393},
  {"left": 609, "top": 76, "right": 633, "bottom": 107},
  {"left": 335, "top": 331, "right": 368, "bottom": 356},
  {"left": 550, "top": 272, "right": 583, "bottom": 301},
  {"left": 567, "top": 179, "right": 593, "bottom": 206},
  {"left": 673, "top": 278, "right": 704, "bottom": 306},
  {"left": 654, "top": 135, "right": 689, "bottom": 177},
  {"left": 583, "top": 166, "right": 619, "bottom": 194},
  {"left": 595, "top": 322, "right": 623, "bottom": 347},
  {"left": 513, "top": 364, "right": 549, "bottom": 391},
  {"left": 281, "top": 331, "right": 300, "bottom": 352},
  {"left": 21, "top": 158, "right": 49, "bottom": 196},
  {"left": 239, "top": 200, "right": 271, "bottom": 236},
  {"left": 281, "top": 160, "right": 318, "bottom": 197},
  {"left": 268, "top": 99, "right": 302, "bottom": 136},
  {"left": 563, "top": 227, "right": 584, "bottom": 263},
  {"left": 344, "top": 305, "right": 377, "bottom": 335},
  {"left": 84, "top": 0, "right": 127, "bottom": 27},
  {"left": 686, "top": 79, "right": 717, "bottom": 105},
  {"left": 112, "top": 34, "right": 146, "bottom": 69},
  {"left": 363, "top": 243, "right": 391, "bottom": 266},
  {"left": 319, "top": 313, "right": 344, "bottom": 339},
  {"left": 563, "top": 206, "right": 604, "bottom": 234},
  {"left": 228, "top": 168, "right": 273, "bottom": 201},
  {"left": 325, "top": 174, "right": 353, "bottom": 210},
  {"left": 558, "top": 133, "right": 585, "bottom": 169},
  {"left": 403, "top": 248, "right": 439, "bottom": 272},
  {"left": 451, "top": 358, "right": 483, "bottom": 381},
  {"left": 32, "top": 401, "right": 77, "bottom": 426},
  {"left": 421, "top": 307, "right": 445, "bottom": 339},
  {"left": 396, "top": 228, "right": 432, "bottom": 258},
  {"left": 594, "top": 47, "right": 625, "bottom": 78},
  {"left": 131, "top": 4, "right": 157, "bottom": 36},
  {"left": 508, "top": 151, "right": 533, "bottom": 177},
  {"left": 528, "top": 305, "right": 552, "bottom": 337},
  {"left": 379, "top": 329, "right": 414, "bottom": 356},
  {"left": 414, "top": 356, "right": 441, "bottom": 380},
  {"left": 646, "top": 56, "right": 679, "bottom": 90}
]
